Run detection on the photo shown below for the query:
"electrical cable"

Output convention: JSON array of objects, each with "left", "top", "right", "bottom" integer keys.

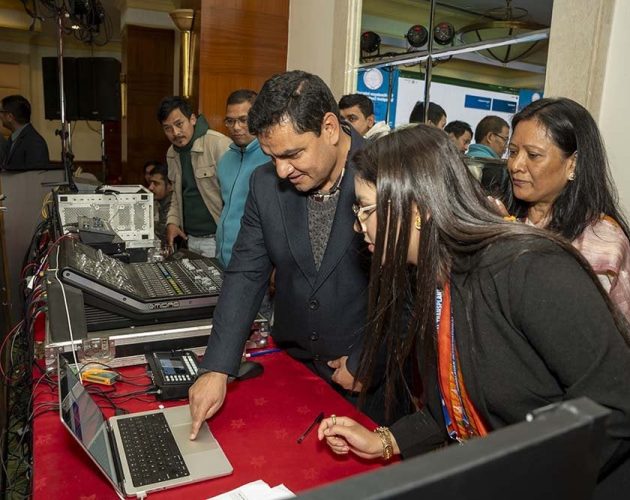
[
  {"left": 53, "top": 243, "right": 81, "bottom": 379},
  {"left": 1, "top": 204, "right": 58, "bottom": 498}
]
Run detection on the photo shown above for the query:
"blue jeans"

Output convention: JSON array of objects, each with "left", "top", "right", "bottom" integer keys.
[{"left": 187, "top": 234, "right": 216, "bottom": 258}]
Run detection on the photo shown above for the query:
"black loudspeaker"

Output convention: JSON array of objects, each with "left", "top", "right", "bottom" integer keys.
[
  {"left": 77, "top": 57, "right": 121, "bottom": 121},
  {"left": 42, "top": 57, "right": 121, "bottom": 122},
  {"left": 42, "top": 57, "right": 80, "bottom": 121}
]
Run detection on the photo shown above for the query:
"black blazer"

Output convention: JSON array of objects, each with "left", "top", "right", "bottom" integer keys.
[
  {"left": 200, "top": 131, "right": 370, "bottom": 378},
  {"left": 3, "top": 123, "right": 50, "bottom": 171},
  {"left": 0, "top": 134, "right": 8, "bottom": 165}
]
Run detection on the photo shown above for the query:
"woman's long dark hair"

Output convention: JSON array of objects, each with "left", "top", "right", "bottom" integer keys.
[
  {"left": 353, "top": 124, "right": 629, "bottom": 418},
  {"left": 507, "top": 97, "right": 629, "bottom": 240}
]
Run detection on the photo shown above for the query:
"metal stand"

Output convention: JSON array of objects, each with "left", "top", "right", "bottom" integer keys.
[
  {"left": 54, "top": 10, "right": 76, "bottom": 191},
  {"left": 100, "top": 122, "right": 108, "bottom": 182},
  {"left": 384, "top": 67, "right": 395, "bottom": 125},
  {"left": 422, "top": 0, "right": 436, "bottom": 123}
]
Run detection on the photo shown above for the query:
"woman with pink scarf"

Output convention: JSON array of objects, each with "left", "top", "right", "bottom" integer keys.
[{"left": 506, "top": 97, "right": 630, "bottom": 321}]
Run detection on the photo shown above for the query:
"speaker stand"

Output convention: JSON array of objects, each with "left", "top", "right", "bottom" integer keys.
[
  {"left": 100, "top": 122, "right": 108, "bottom": 183},
  {"left": 54, "top": 9, "right": 76, "bottom": 192}
]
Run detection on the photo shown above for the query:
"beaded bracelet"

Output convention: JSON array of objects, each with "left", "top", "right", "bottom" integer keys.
[{"left": 373, "top": 426, "right": 394, "bottom": 460}]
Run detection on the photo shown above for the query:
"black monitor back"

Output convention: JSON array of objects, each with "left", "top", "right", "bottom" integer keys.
[{"left": 298, "top": 398, "right": 610, "bottom": 500}]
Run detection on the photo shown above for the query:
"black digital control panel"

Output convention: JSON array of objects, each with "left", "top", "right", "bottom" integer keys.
[{"left": 146, "top": 350, "right": 200, "bottom": 400}]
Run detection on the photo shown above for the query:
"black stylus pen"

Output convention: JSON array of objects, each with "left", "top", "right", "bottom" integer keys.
[{"left": 297, "top": 411, "right": 325, "bottom": 444}]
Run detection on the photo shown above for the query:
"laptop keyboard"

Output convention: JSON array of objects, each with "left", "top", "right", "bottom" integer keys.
[{"left": 117, "top": 413, "right": 190, "bottom": 487}]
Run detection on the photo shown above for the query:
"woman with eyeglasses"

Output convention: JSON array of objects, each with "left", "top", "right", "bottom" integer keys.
[
  {"left": 506, "top": 97, "right": 630, "bottom": 320},
  {"left": 318, "top": 125, "right": 630, "bottom": 494}
]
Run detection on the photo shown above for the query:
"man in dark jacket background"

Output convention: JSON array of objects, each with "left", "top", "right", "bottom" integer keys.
[{"left": 0, "top": 95, "right": 49, "bottom": 171}]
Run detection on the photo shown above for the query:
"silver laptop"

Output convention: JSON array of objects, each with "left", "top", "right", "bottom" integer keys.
[{"left": 57, "top": 355, "right": 233, "bottom": 498}]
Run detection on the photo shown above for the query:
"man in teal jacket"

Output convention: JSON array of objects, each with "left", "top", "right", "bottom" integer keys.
[
  {"left": 467, "top": 115, "right": 510, "bottom": 196},
  {"left": 216, "top": 89, "right": 269, "bottom": 268},
  {"left": 467, "top": 115, "right": 510, "bottom": 159}
]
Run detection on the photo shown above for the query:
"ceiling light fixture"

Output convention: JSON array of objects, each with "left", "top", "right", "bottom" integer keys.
[
  {"left": 434, "top": 21, "right": 455, "bottom": 46},
  {"left": 360, "top": 31, "right": 381, "bottom": 54},
  {"left": 456, "top": 0, "right": 547, "bottom": 63},
  {"left": 405, "top": 25, "right": 428, "bottom": 48}
]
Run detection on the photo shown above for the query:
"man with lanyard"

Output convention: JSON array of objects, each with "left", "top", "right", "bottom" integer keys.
[
  {"left": 188, "top": 71, "right": 378, "bottom": 439},
  {"left": 158, "top": 96, "right": 231, "bottom": 257}
]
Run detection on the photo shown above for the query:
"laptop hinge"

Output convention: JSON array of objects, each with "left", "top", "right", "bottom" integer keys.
[{"left": 106, "top": 423, "right": 127, "bottom": 494}]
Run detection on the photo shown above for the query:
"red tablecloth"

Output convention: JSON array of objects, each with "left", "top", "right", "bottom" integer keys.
[{"left": 32, "top": 352, "right": 388, "bottom": 499}]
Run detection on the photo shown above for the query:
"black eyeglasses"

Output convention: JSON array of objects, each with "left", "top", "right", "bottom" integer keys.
[
  {"left": 494, "top": 132, "right": 509, "bottom": 143},
  {"left": 224, "top": 116, "right": 248, "bottom": 128}
]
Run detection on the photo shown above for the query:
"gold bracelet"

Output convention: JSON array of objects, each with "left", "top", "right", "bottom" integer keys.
[{"left": 373, "top": 426, "right": 394, "bottom": 460}]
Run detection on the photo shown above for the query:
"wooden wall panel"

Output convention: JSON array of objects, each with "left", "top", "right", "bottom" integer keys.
[
  {"left": 122, "top": 25, "right": 174, "bottom": 185},
  {"left": 197, "top": 0, "right": 289, "bottom": 133}
]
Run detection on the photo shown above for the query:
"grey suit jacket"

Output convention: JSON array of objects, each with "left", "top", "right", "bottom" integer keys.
[{"left": 200, "top": 130, "right": 370, "bottom": 378}]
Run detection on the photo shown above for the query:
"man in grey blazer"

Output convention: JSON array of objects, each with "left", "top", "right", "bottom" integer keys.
[{"left": 189, "top": 71, "right": 372, "bottom": 439}]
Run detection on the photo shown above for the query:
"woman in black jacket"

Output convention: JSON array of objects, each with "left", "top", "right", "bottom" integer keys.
[{"left": 318, "top": 125, "right": 630, "bottom": 492}]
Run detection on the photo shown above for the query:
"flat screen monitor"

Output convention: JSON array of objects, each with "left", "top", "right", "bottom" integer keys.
[{"left": 298, "top": 398, "right": 610, "bottom": 500}]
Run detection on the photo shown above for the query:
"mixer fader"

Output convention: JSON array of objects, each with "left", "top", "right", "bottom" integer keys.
[{"left": 54, "top": 238, "right": 222, "bottom": 322}]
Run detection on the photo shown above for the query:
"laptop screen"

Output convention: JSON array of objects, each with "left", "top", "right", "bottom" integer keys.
[{"left": 58, "top": 357, "right": 120, "bottom": 485}]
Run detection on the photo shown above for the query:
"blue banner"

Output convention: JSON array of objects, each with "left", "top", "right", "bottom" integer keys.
[
  {"left": 518, "top": 89, "right": 544, "bottom": 111},
  {"left": 357, "top": 68, "right": 399, "bottom": 128},
  {"left": 492, "top": 98, "right": 517, "bottom": 113},
  {"left": 464, "top": 95, "right": 492, "bottom": 110}
]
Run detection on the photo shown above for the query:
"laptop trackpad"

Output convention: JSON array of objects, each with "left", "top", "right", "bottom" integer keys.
[
  {"left": 170, "top": 423, "right": 219, "bottom": 455},
  {"left": 170, "top": 422, "right": 233, "bottom": 478},
  {"left": 163, "top": 405, "right": 232, "bottom": 476}
]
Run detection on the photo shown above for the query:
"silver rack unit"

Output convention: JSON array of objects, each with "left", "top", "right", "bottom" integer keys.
[{"left": 56, "top": 185, "right": 155, "bottom": 248}]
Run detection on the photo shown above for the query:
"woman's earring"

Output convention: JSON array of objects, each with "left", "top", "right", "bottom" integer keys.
[
  {"left": 415, "top": 215, "right": 422, "bottom": 230},
  {"left": 568, "top": 171, "right": 576, "bottom": 181}
]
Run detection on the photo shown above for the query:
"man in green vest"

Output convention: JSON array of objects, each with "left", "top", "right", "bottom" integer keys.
[{"left": 158, "top": 96, "right": 231, "bottom": 257}]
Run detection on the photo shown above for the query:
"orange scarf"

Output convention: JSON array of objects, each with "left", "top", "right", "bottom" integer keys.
[{"left": 437, "top": 283, "right": 488, "bottom": 441}]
